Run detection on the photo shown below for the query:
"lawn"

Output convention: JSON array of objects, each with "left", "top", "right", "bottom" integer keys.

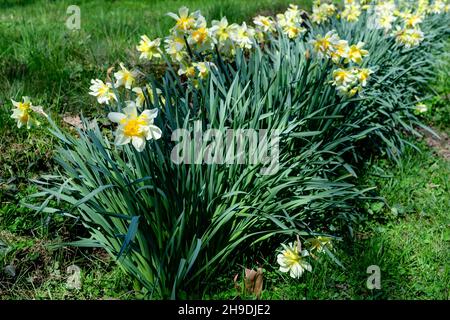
[{"left": 0, "top": 0, "right": 449, "bottom": 300}]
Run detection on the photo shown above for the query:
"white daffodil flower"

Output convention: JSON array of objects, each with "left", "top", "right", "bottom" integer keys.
[
  {"left": 277, "top": 242, "right": 312, "bottom": 279},
  {"left": 89, "top": 79, "right": 117, "bottom": 105},
  {"left": 108, "top": 102, "right": 162, "bottom": 152}
]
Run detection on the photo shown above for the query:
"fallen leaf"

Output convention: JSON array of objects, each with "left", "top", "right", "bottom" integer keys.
[{"left": 63, "top": 114, "right": 82, "bottom": 129}]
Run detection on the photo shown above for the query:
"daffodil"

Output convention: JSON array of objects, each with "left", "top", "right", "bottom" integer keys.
[
  {"left": 346, "top": 42, "right": 369, "bottom": 65},
  {"left": 305, "top": 236, "right": 333, "bottom": 254},
  {"left": 192, "top": 61, "right": 214, "bottom": 79},
  {"left": 403, "top": 13, "right": 423, "bottom": 28},
  {"left": 394, "top": 26, "right": 424, "bottom": 48},
  {"left": 277, "top": 242, "right": 312, "bottom": 279},
  {"left": 10, "top": 96, "right": 46, "bottom": 129},
  {"left": 230, "top": 22, "right": 255, "bottom": 49},
  {"left": 341, "top": 4, "right": 361, "bottom": 22},
  {"left": 429, "top": 0, "right": 445, "bottom": 14},
  {"left": 210, "top": 17, "right": 233, "bottom": 44},
  {"left": 310, "top": 30, "right": 340, "bottom": 59},
  {"left": 89, "top": 79, "right": 117, "bottom": 105},
  {"left": 136, "top": 35, "right": 162, "bottom": 61},
  {"left": 167, "top": 6, "right": 200, "bottom": 32},
  {"left": 114, "top": 63, "right": 138, "bottom": 89},
  {"left": 132, "top": 86, "right": 164, "bottom": 108},
  {"left": 253, "top": 15, "right": 276, "bottom": 33},
  {"left": 108, "top": 102, "right": 162, "bottom": 152},
  {"left": 164, "top": 35, "right": 188, "bottom": 62},
  {"left": 177, "top": 63, "right": 196, "bottom": 78},
  {"left": 311, "top": 3, "right": 336, "bottom": 24},
  {"left": 414, "top": 103, "right": 428, "bottom": 114},
  {"left": 188, "top": 16, "right": 212, "bottom": 50},
  {"left": 332, "top": 68, "right": 357, "bottom": 88},
  {"left": 355, "top": 68, "right": 374, "bottom": 87},
  {"left": 330, "top": 39, "right": 349, "bottom": 63}
]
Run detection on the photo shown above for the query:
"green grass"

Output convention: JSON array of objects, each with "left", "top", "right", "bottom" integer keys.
[{"left": 209, "top": 141, "right": 450, "bottom": 300}]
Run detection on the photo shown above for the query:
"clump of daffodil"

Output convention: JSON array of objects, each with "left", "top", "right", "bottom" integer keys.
[
  {"left": 428, "top": 0, "right": 446, "bottom": 14},
  {"left": 114, "top": 63, "right": 138, "bottom": 90},
  {"left": 277, "top": 240, "right": 312, "bottom": 279},
  {"left": 414, "top": 103, "right": 428, "bottom": 114},
  {"left": 136, "top": 35, "right": 162, "bottom": 61},
  {"left": 311, "top": 1, "right": 337, "bottom": 24},
  {"left": 331, "top": 67, "right": 373, "bottom": 97},
  {"left": 346, "top": 42, "right": 369, "bottom": 65},
  {"left": 10, "top": 96, "right": 46, "bottom": 129},
  {"left": 89, "top": 79, "right": 117, "bottom": 105},
  {"left": 276, "top": 5, "right": 306, "bottom": 39},
  {"left": 108, "top": 102, "right": 162, "bottom": 152},
  {"left": 341, "top": 2, "right": 362, "bottom": 22},
  {"left": 393, "top": 26, "right": 425, "bottom": 48},
  {"left": 132, "top": 85, "right": 165, "bottom": 108},
  {"left": 371, "top": 1, "right": 397, "bottom": 31},
  {"left": 310, "top": 30, "right": 340, "bottom": 59}
]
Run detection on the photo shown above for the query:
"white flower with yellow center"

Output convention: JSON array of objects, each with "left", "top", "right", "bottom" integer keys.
[
  {"left": 310, "top": 30, "right": 340, "bottom": 59},
  {"left": 10, "top": 96, "right": 45, "bottom": 129},
  {"left": 346, "top": 42, "right": 369, "bottom": 65},
  {"left": 108, "top": 102, "right": 162, "bottom": 152},
  {"left": 167, "top": 6, "right": 199, "bottom": 32},
  {"left": 341, "top": 4, "right": 361, "bottom": 22},
  {"left": 192, "top": 62, "right": 214, "bottom": 79},
  {"left": 330, "top": 39, "right": 350, "bottom": 63},
  {"left": 177, "top": 63, "right": 196, "bottom": 78},
  {"left": 355, "top": 68, "right": 373, "bottom": 87},
  {"left": 429, "top": 0, "right": 445, "bottom": 14},
  {"left": 230, "top": 22, "right": 255, "bottom": 49},
  {"left": 136, "top": 35, "right": 162, "bottom": 61},
  {"left": 311, "top": 3, "right": 336, "bottom": 24},
  {"left": 277, "top": 242, "right": 312, "bottom": 279},
  {"left": 332, "top": 68, "right": 357, "bottom": 88},
  {"left": 284, "top": 24, "right": 306, "bottom": 39},
  {"left": 253, "top": 15, "right": 275, "bottom": 33},
  {"left": 403, "top": 13, "right": 423, "bottom": 28},
  {"left": 89, "top": 79, "right": 117, "bottom": 105},
  {"left": 114, "top": 63, "right": 138, "bottom": 89},
  {"left": 210, "top": 17, "right": 234, "bottom": 44},
  {"left": 394, "top": 26, "right": 424, "bottom": 48},
  {"left": 164, "top": 35, "right": 187, "bottom": 62}
]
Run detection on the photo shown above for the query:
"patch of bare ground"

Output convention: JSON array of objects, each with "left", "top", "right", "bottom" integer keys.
[{"left": 419, "top": 126, "right": 450, "bottom": 160}]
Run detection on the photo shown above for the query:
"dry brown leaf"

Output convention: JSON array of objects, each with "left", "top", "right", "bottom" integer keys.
[
  {"left": 244, "top": 267, "right": 264, "bottom": 299},
  {"left": 63, "top": 114, "right": 82, "bottom": 129}
]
